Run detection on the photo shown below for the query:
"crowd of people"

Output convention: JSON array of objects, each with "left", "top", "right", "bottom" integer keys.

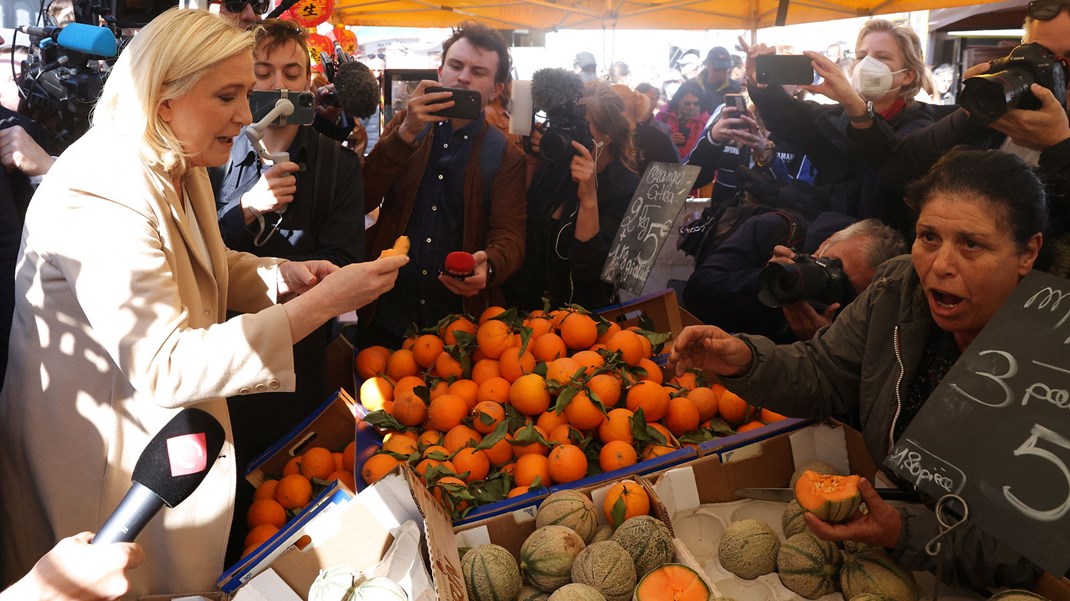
[{"left": 0, "top": 0, "right": 1068, "bottom": 599}]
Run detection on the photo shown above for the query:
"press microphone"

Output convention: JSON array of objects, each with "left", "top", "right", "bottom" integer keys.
[
  {"left": 335, "top": 61, "right": 381, "bottom": 120},
  {"left": 93, "top": 408, "right": 225, "bottom": 545},
  {"left": 530, "top": 67, "right": 584, "bottom": 113},
  {"left": 19, "top": 23, "right": 117, "bottom": 57}
]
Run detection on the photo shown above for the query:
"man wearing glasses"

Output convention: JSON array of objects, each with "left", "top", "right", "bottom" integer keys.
[{"left": 214, "top": 0, "right": 267, "bottom": 29}]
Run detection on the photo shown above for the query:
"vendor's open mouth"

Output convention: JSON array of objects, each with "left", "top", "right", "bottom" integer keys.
[{"left": 931, "top": 289, "right": 963, "bottom": 309}]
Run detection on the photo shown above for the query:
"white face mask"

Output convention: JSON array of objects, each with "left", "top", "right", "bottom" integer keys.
[{"left": 851, "top": 55, "right": 907, "bottom": 101}]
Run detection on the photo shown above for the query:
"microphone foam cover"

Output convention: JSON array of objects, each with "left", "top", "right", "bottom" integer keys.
[
  {"left": 335, "top": 61, "right": 381, "bottom": 120},
  {"left": 444, "top": 251, "right": 475, "bottom": 276},
  {"left": 131, "top": 408, "right": 225, "bottom": 508},
  {"left": 530, "top": 68, "right": 583, "bottom": 113},
  {"left": 57, "top": 23, "right": 117, "bottom": 57}
]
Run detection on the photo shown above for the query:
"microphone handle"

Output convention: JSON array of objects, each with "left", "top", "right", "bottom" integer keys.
[{"left": 92, "top": 482, "right": 165, "bottom": 544}]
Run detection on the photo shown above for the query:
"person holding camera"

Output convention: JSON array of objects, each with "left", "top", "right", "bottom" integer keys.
[
  {"left": 503, "top": 82, "right": 640, "bottom": 310},
  {"left": 655, "top": 80, "right": 710, "bottom": 160},
  {"left": 669, "top": 148, "right": 1045, "bottom": 589}
]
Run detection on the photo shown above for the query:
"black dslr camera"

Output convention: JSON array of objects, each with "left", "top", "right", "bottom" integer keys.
[
  {"left": 758, "top": 254, "right": 849, "bottom": 308},
  {"left": 526, "top": 68, "right": 595, "bottom": 162},
  {"left": 959, "top": 42, "right": 1068, "bottom": 124}
]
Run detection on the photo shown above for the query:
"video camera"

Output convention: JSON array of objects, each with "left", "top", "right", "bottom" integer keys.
[
  {"left": 757, "top": 253, "right": 849, "bottom": 309},
  {"left": 959, "top": 42, "right": 1068, "bottom": 125},
  {"left": 525, "top": 68, "right": 593, "bottom": 162}
]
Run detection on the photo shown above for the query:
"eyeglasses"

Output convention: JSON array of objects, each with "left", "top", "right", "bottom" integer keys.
[
  {"left": 222, "top": 0, "right": 270, "bottom": 14},
  {"left": 1028, "top": 0, "right": 1070, "bottom": 20}
]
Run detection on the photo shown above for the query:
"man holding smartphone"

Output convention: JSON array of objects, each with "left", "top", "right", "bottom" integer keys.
[{"left": 359, "top": 21, "right": 526, "bottom": 349}]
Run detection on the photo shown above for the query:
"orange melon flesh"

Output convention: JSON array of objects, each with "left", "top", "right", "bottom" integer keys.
[
  {"left": 793, "top": 471, "right": 862, "bottom": 523},
  {"left": 634, "top": 564, "right": 710, "bottom": 601}
]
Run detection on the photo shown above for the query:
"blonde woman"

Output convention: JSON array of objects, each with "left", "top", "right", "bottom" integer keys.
[{"left": 0, "top": 9, "right": 405, "bottom": 596}]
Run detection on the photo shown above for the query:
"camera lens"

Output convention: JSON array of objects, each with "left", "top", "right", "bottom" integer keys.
[
  {"left": 758, "top": 264, "right": 805, "bottom": 308},
  {"left": 540, "top": 131, "right": 571, "bottom": 162},
  {"left": 960, "top": 68, "right": 1035, "bottom": 123}
]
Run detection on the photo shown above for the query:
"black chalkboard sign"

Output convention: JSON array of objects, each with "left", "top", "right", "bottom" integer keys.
[
  {"left": 886, "top": 270, "right": 1070, "bottom": 575},
  {"left": 601, "top": 162, "right": 700, "bottom": 296}
]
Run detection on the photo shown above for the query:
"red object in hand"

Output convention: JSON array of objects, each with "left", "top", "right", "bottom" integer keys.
[{"left": 444, "top": 251, "right": 476, "bottom": 278}]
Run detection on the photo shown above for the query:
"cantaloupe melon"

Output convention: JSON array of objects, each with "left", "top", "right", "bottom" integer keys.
[
  {"left": 517, "top": 585, "right": 551, "bottom": 601},
  {"left": 610, "top": 515, "right": 674, "bottom": 578},
  {"left": 352, "top": 577, "right": 409, "bottom": 601},
  {"left": 461, "top": 543, "right": 522, "bottom": 601},
  {"left": 840, "top": 544, "right": 917, "bottom": 601},
  {"left": 718, "top": 518, "right": 780, "bottom": 579},
  {"left": 776, "top": 532, "right": 843, "bottom": 599},
  {"left": 548, "top": 583, "right": 607, "bottom": 601},
  {"left": 794, "top": 470, "right": 861, "bottom": 523},
  {"left": 632, "top": 563, "right": 710, "bottom": 601},
  {"left": 537, "top": 490, "right": 599, "bottom": 543},
  {"left": 987, "top": 592, "right": 1050, "bottom": 601},
  {"left": 520, "top": 525, "right": 586, "bottom": 592},
  {"left": 782, "top": 499, "right": 808, "bottom": 539},
  {"left": 571, "top": 541, "right": 637, "bottom": 601},
  {"left": 790, "top": 460, "right": 842, "bottom": 487},
  {"left": 590, "top": 524, "right": 614, "bottom": 543}
]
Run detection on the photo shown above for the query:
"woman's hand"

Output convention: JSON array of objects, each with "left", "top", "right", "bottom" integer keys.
[
  {"left": 320, "top": 255, "right": 408, "bottom": 314},
  {"left": 667, "top": 325, "right": 754, "bottom": 377},
  {"left": 278, "top": 260, "right": 338, "bottom": 297},
  {"left": 738, "top": 35, "right": 776, "bottom": 88},
  {"left": 801, "top": 51, "right": 863, "bottom": 109},
  {"left": 570, "top": 140, "right": 597, "bottom": 206},
  {"left": 804, "top": 478, "right": 904, "bottom": 549}
]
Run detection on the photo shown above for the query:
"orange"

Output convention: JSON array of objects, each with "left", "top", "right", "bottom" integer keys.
[
  {"left": 282, "top": 456, "right": 301, "bottom": 476},
  {"left": 342, "top": 441, "right": 356, "bottom": 472},
  {"left": 514, "top": 453, "right": 551, "bottom": 487},
  {"left": 401, "top": 335, "right": 417, "bottom": 351},
  {"left": 327, "top": 470, "right": 356, "bottom": 491},
  {"left": 333, "top": 451, "right": 344, "bottom": 472},
  {"left": 507, "top": 485, "right": 531, "bottom": 498},
  {"left": 649, "top": 422, "right": 675, "bottom": 445},
  {"left": 385, "top": 349, "right": 420, "bottom": 381},
  {"left": 636, "top": 358, "right": 663, "bottom": 384},
  {"left": 664, "top": 396, "right": 701, "bottom": 436},
  {"left": 434, "top": 351, "right": 464, "bottom": 381},
  {"left": 452, "top": 447, "right": 491, "bottom": 482},
  {"left": 448, "top": 379, "right": 480, "bottom": 410},
  {"left": 479, "top": 305, "right": 507, "bottom": 325},
  {"left": 392, "top": 375, "right": 426, "bottom": 403},
  {"left": 760, "top": 407, "right": 789, "bottom": 423},
  {"left": 544, "top": 357, "right": 581, "bottom": 386},
  {"left": 547, "top": 444, "right": 588, "bottom": 484},
  {"left": 559, "top": 312, "right": 598, "bottom": 350},
  {"left": 642, "top": 444, "right": 677, "bottom": 460},
  {"left": 471, "top": 400, "right": 506, "bottom": 434},
  {"left": 382, "top": 432, "right": 419, "bottom": 456},
  {"left": 606, "top": 330, "right": 645, "bottom": 367},
  {"left": 625, "top": 380, "right": 671, "bottom": 422},
  {"left": 432, "top": 476, "right": 471, "bottom": 514},
  {"left": 428, "top": 380, "right": 449, "bottom": 400},
  {"left": 510, "top": 425, "right": 550, "bottom": 457},
  {"left": 549, "top": 309, "right": 572, "bottom": 329},
  {"left": 299, "top": 447, "right": 336, "bottom": 480},
  {"left": 530, "top": 332, "right": 567, "bottom": 363},
  {"left": 483, "top": 437, "right": 514, "bottom": 466},
  {"left": 414, "top": 457, "right": 456, "bottom": 479},
  {"left": 499, "top": 346, "right": 536, "bottom": 382},
  {"left": 355, "top": 345, "right": 391, "bottom": 380},
  {"left": 571, "top": 350, "right": 605, "bottom": 376},
  {"left": 548, "top": 423, "right": 579, "bottom": 446},
  {"left": 587, "top": 373, "right": 622, "bottom": 408},
  {"left": 244, "top": 524, "right": 280, "bottom": 550},
  {"left": 737, "top": 420, "right": 766, "bottom": 433},
  {"left": 471, "top": 359, "right": 501, "bottom": 384},
  {"left": 418, "top": 429, "right": 444, "bottom": 447},
  {"left": 247, "top": 498, "right": 287, "bottom": 529},
  {"left": 422, "top": 444, "right": 451, "bottom": 460},
  {"left": 536, "top": 410, "right": 570, "bottom": 434},
  {"left": 253, "top": 479, "right": 279, "bottom": 502},
  {"left": 509, "top": 373, "right": 551, "bottom": 416},
  {"left": 523, "top": 316, "right": 554, "bottom": 340},
  {"left": 275, "top": 474, "right": 313, "bottom": 510},
  {"left": 686, "top": 386, "right": 721, "bottom": 421},
  {"left": 718, "top": 389, "right": 753, "bottom": 425},
  {"left": 564, "top": 390, "right": 607, "bottom": 430},
  {"left": 361, "top": 453, "right": 400, "bottom": 484},
  {"left": 596, "top": 321, "right": 622, "bottom": 344},
  {"left": 393, "top": 394, "right": 428, "bottom": 427},
  {"left": 628, "top": 328, "right": 654, "bottom": 360},
  {"left": 600, "top": 440, "right": 639, "bottom": 473},
  {"left": 443, "top": 424, "right": 482, "bottom": 453},
  {"left": 476, "top": 319, "right": 513, "bottom": 360},
  {"left": 440, "top": 316, "right": 477, "bottom": 346},
  {"left": 427, "top": 393, "right": 468, "bottom": 432},
  {"left": 477, "top": 376, "right": 511, "bottom": 405},
  {"left": 671, "top": 371, "right": 699, "bottom": 391},
  {"left": 602, "top": 479, "right": 650, "bottom": 526},
  {"left": 598, "top": 408, "right": 635, "bottom": 444},
  {"left": 412, "top": 334, "right": 445, "bottom": 369}
]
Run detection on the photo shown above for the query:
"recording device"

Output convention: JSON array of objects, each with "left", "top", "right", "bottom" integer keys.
[
  {"left": 677, "top": 125, "right": 691, "bottom": 146},
  {"left": 250, "top": 90, "right": 316, "bottom": 127},
  {"left": 427, "top": 86, "right": 482, "bottom": 120},
  {"left": 93, "top": 408, "right": 225, "bottom": 544},
  {"left": 757, "top": 254, "right": 849, "bottom": 308},
  {"left": 335, "top": 61, "right": 382, "bottom": 120},
  {"left": 959, "top": 42, "right": 1068, "bottom": 125},
  {"left": 755, "top": 55, "right": 815, "bottom": 85},
  {"left": 526, "top": 67, "right": 594, "bottom": 162},
  {"left": 724, "top": 93, "right": 747, "bottom": 129}
]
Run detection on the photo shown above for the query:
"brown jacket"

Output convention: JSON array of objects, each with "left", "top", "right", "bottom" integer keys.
[{"left": 362, "top": 110, "right": 527, "bottom": 317}]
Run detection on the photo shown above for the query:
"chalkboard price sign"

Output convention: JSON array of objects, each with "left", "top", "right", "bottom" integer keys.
[
  {"left": 886, "top": 270, "right": 1070, "bottom": 575},
  {"left": 601, "top": 162, "right": 700, "bottom": 296}
]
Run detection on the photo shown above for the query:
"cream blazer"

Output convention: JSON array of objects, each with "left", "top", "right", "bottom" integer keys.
[{"left": 0, "top": 127, "right": 297, "bottom": 597}]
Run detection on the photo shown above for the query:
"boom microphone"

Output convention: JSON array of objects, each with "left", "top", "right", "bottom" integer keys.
[
  {"left": 93, "top": 408, "right": 225, "bottom": 545},
  {"left": 530, "top": 67, "right": 584, "bottom": 113},
  {"left": 19, "top": 23, "right": 117, "bottom": 57},
  {"left": 335, "top": 61, "right": 381, "bottom": 120}
]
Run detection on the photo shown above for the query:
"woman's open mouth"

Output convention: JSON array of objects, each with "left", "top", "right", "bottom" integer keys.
[{"left": 930, "top": 289, "right": 964, "bottom": 312}]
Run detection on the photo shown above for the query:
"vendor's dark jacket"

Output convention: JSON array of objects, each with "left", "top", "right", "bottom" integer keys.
[{"left": 722, "top": 255, "right": 1042, "bottom": 588}]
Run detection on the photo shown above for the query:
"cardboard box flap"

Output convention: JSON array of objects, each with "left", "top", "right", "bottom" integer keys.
[{"left": 401, "top": 466, "right": 468, "bottom": 601}]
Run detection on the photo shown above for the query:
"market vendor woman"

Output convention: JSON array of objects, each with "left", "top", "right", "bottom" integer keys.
[{"left": 668, "top": 147, "right": 1046, "bottom": 588}]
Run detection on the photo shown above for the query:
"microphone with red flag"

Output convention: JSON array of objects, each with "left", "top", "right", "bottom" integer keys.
[{"left": 92, "top": 408, "right": 225, "bottom": 544}]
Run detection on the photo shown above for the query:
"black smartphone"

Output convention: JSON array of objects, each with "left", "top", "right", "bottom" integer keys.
[
  {"left": 249, "top": 90, "right": 316, "bottom": 126},
  {"left": 427, "top": 86, "right": 482, "bottom": 120},
  {"left": 723, "top": 93, "right": 748, "bottom": 128},
  {"left": 755, "top": 55, "right": 815, "bottom": 85}
]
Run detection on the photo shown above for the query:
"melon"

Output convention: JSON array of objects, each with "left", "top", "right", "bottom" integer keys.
[
  {"left": 633, "top": 563, "right": 710, "bottom": 601},
  {"left": 988, "top": 592, "right": 1050, "bottom": 601},
  {"left": 782, "top": 499, "right": 808, "bottom": 539},
  {"left": 517, "top": 585, "right": 551, "bottom": 601},
  {"left": 718, "top": 518, "right": 780, "bottom": 579},
  {"left": 790, "top": 460, "right": 842, "bottom": 487},
  {"left": 537, "top": 490, "right": 599, "bottom": 543},
  {"left": 461, "top": 544, "right": 522, "bottom": 601},
  {"left": 549, "top": 583, "right": 607, "bottom": 601},
  {"left": 776, "top": 532, "right": 843, "bottom": 599},
  {"left": 571, "top": 541, "right": 637, "bottom": 601},
  {"left": 352, "top": 577, "right": 409, "bottom": 601},
  {"left": 520, "top": 525, "right": 587, "bottom": 592},
  {"left": 611, "top": 515, "right": 675, "bottom": 578},
  {"left": 794, "top": 470, "right": 861, "bottom": 523},
  {"left": 590, "top": 524, "right": 614, "bottom": 543},
  {"left": 840, "top": 544, "right": 917, "bottom": 601}
]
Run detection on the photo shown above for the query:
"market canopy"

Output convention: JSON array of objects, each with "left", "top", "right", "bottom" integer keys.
[{"left": 332, "top": 0, "right": 1008, "bottom": 31}]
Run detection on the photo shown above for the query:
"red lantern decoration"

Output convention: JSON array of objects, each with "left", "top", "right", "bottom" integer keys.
[
  {"left": 287, "top": 0, "right": 333, "bottom": 28},
  {"left": 331, "top": 26, "right": 357, "bottom": 56},
  {"left": 306, "top": 31, "right": 333, "bottom": 73}
]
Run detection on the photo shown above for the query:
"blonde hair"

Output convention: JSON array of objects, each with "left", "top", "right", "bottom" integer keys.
[
  {"left": 855, "top": 19, "right": 926, "bottom": 104},
  {"left": 94, "top": 9, "right": 254, "bottom": 174}
]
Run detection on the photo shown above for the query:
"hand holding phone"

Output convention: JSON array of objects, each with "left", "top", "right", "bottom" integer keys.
[
  {"left": 426, "top": 86, "right": 482, "bottom": 120},
  {"left": 723, "top": 94, "right": 748, "bottom": 129}
]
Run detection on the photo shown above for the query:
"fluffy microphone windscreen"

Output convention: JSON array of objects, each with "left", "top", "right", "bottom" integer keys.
[
  {"left": 335, "top": 61, "right": 381, "bottom": 120},
  {"left": 530, "top": 68, "right": 584, "bottom": 113},
  {"left": 131, "top": 408, "right": 225, "bottom": 508}
]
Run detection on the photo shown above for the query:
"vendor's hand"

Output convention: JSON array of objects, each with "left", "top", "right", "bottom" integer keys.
[
  {"left": 398, "top": 80, "right": 453, "bottom": 143},
  {"left": 571, "top": 140, "right": 597, "bottom": 203},
  {"left": 278, "top": 260, "right": 338, "bottom": 297},
  {"left": 989, "top": 84, "right": 1070, "bottom": 150},
  {"left": 241, "top": 161, "right": 300, "bottom": 221},
  {"left": 804, "top": 478, "right": 903, "bottom": 549},
  {"left": 667, "top": 325, "right": 754, "bottom": 378},
  {"left": 738, "top": 35, "right": 775, "bottom": 88},
  {"left": 801, "top": 51, "right": 861, "bottom": 111},
  {"left": 439, "top": 249, "right": 490, "bottom": 297},
  {"left": 0, "top": 126, "right": 54, "bottom": 176},
  {"left": 13, "top": 532, "right": 144, "bottom": 601},
  {"left": 782, "top": 300, "right": 837, "bottom": 341}
]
